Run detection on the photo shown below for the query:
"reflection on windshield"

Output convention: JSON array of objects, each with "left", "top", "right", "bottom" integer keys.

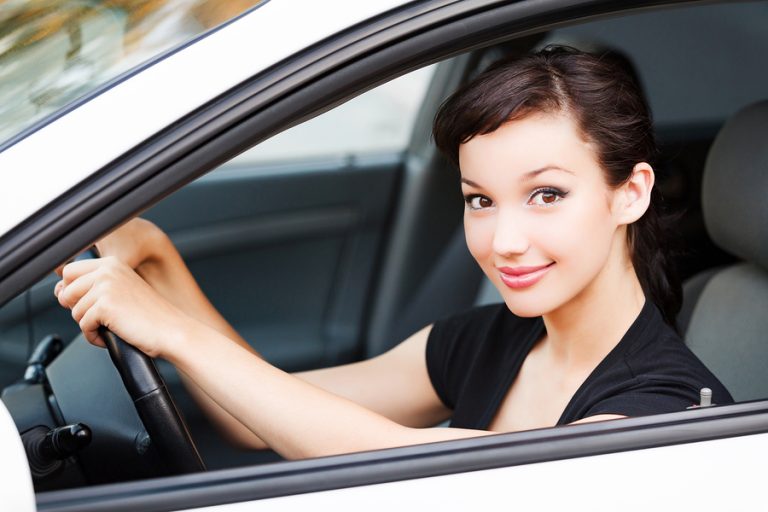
[{"left": 0, "top": 0, "right": 264, "bottom": 146}]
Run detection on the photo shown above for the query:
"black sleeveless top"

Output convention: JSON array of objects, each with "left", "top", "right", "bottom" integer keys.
[{"left": 425, "top": 300, "right": 733, "bottom": 429}]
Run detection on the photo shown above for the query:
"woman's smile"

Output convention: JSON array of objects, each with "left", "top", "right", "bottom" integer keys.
[{"left": 497, "top": 262, "right": 555, "bottom": 289}]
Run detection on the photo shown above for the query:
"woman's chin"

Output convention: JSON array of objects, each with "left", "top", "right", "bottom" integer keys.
[
  {"left": 500, "top": 291, "right": 563, "bottom": 318},
  {"left": 502, "top": 299, "right": 549, "bottom": 318}
]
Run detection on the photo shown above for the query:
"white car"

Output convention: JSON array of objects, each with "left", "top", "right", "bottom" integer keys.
[{"left": 1, "top": 0, "right": 767, "bottom": 510}]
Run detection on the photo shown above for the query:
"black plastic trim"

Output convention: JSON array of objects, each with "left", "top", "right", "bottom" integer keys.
[
  {"left": 37, "top": 401, "right": 768, "bottom": 511},
  {"left": 0, "top": 0, "right": 708, "bottom": 307}
]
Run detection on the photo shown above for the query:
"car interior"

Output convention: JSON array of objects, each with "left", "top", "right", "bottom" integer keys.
[{"left": 0, "top": 0, "right": 767, "bottom": 493}]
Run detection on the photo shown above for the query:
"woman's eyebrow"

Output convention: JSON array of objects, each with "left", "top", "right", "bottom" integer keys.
[
  {"left": 520, "top": 166, "right": 574, "bottom": 181},
  {"left": 461, "top": 167, "right": 574, "bottom": 188}
]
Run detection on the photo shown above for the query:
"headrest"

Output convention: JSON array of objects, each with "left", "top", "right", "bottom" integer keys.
[{"left": 702, "top": 100, "right": 768, "bottom": 271}]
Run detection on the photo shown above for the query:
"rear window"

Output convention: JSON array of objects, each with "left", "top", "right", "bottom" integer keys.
[{"left": 0, "top": 0, "right": 264, "bottom": 146}]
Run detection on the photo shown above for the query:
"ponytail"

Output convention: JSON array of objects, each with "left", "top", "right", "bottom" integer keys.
[{"left": 628, "top": 188, "right": 682, "bottom": 327}]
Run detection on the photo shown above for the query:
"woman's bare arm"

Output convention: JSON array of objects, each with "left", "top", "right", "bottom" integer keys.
[
  {"left": 182, "top": 325, "right": 452, "bottom": 451},
  {"left": 166, "top": 321, "right": 487, "bottom": 459},
  {"left": 295, "top": 325, "right": 452, "bottom": 429},
  {"left": 94, "top": 219, "right": 452, "bottom": 449},
  {"left": 55, "top": 256, "right": 487, "bottom": 459},
  {"left": 92, "top": 220, "right": 271, "bottom": 447}
]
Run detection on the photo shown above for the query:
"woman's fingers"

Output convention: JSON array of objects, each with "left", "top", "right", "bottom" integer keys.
[
  {"left": 56, "top": 257, "right": 121, "bottom": 311},
  {"left": 95, "top": 218, "right": 160, "bottom": 270},
  {"left": 53, "top": 254, "right": 187, "bottom": 358},
  {"left": 59, "top": 258, "right": 103, "bottom": 286},
  {"left": 69, "top": 284, "right": 100, "bottom": 326},
  {"left": 55, "top": 258, "right": 123, "bottom": 346},
  {"left": 77, "top": 302, "right": 107, "bottom": 348},
  {"left": 56, "top": 271, "right": 96, "bottom": 310}
]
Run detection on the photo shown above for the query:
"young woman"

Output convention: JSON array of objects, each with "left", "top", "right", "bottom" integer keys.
[{"left": 53, "top": 47, "right": 732, "bottom": 459}]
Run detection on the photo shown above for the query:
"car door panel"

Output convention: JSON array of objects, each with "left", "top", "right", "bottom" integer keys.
[{"left": 219, "top": 432, "right": 768, "bottom": 511}]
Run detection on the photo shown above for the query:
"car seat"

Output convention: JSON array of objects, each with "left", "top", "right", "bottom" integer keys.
[{"left": 678, "top": 100, "right": 768, "bottom": 402}]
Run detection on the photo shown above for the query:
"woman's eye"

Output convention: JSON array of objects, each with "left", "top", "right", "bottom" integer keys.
[
  {"left": 528, "top": 188, "right": 567, "bottom": 207},
  {"left": 465, "top": 195, "right": 493, "bottom": 210}
]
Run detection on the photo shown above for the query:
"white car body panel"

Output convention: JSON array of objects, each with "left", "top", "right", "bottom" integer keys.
[
  {"left": 191, "top": 432, "right": 767, "bottom": 511},
  {"left": 0, "top": 399, "right": 35, "bottom": 512},
  {"left": 0, "top": 0, "right": 405, "bottom": 239}
]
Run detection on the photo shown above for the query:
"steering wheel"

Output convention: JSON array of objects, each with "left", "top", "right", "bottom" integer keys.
[
  {"left": 3, "top": 250, "right": 204, "bottom": 487},
  {"left": 99, "top": 327, "right": 205, "bottom": 474},
  {"left": 71, "top": 247, "right": 204, "bottom": 474}
]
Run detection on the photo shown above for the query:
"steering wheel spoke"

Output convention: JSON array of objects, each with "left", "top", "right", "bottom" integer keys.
[{"left": 100, "top": 328, "right": 205, "bottom": 474}]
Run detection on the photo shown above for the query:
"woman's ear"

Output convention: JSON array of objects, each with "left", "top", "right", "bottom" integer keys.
[{"left": 614, "top": 162, "right": 654, "bottom": 225}]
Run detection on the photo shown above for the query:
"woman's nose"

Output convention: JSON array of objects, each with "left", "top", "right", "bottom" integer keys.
[{"left": 492, "top": 210, "right": 529, "bottom": 256}]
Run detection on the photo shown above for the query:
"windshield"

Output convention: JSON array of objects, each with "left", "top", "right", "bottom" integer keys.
[{"left": 0, "top": 0, "right": 264, "bottom": 147}]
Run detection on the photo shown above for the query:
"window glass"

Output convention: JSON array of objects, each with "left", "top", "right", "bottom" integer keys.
[
  {"left": 227, "top": 64, "right": 437, "bottom": 166},
  {"left": 0, "top": 0, "right": 264, "bottom": 145}
]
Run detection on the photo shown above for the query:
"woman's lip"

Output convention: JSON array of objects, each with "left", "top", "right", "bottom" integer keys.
[
  {"left": 497, "top": 263, "right": 555, "bottom": 289},
  {"left": 497, "top": 263, "right": 554, "bottom": 276}
]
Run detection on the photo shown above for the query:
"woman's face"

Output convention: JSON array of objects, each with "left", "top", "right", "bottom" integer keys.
[{"left": 459, "top": 112, "right": 626, "bottom": 317}]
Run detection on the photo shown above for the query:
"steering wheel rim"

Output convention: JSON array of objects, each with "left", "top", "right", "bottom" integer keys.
[{"left": 100, "top": 327, "right": 205, "bottom": 474}]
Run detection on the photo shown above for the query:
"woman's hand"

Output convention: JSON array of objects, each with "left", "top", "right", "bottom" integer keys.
[
  {"left": 95, "top": 218, "right": 167, "bottom": 271},
  {"left": 54, "top": 256, "right": 190, "bottom": 359},
  {"left": 54, "top": 218, "right": 169, "bottom": 278}
]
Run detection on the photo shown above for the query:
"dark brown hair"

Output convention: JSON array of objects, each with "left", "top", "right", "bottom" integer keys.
[{"left": 433, "top": 46, "right": 681, "bottom": 326}]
